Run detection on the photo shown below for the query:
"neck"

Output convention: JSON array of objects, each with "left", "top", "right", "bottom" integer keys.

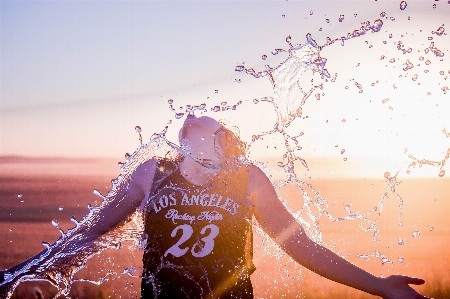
[{"left": 179, "top": 156, "right": 221, "bottom": 185}]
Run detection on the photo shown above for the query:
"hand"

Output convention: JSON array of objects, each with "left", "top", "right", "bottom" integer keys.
[
  {"left": 0, "top": 270, "right": 14, "bottom": 299},
  {"left": 0, "top": 270, "right": 9, "bottom": 299},
  {"left": 381, "top": 275, "right": 430, "bottom": 299}
]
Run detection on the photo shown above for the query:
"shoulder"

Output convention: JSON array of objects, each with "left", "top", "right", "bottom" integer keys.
[
  {"left": 134, "top": 158, "right": 181, "bottom": 193},
  {"left": 133, "top": 159, "right": 158, "bottom": 178},
  {"left": 134, "top": 158, "right": 178, "bottom": 177},
  {"left": 248, "top": 163, "right": 271, "bottom": 183},
  {"left": 131, "top": 159, "right": 159, "bottom": 194},
  {"left": 246, "top": 163, "right": 276, "bottom": 203}
]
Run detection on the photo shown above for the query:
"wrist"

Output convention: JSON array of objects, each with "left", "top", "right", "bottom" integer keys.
[
  {"left": 0, "top": 269, "right": 7, "bottom": 283},
  {"left": 374, "top": 276, "right": 388, "bottom": 298}
]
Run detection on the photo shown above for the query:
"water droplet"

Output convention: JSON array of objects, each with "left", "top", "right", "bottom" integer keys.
[
  {"left": 310, "top": 10, "right": 313, "bottom": 15},
  {"left": 58, "top": 206, "right": 64, "bottom": 211},
  {"left": 341, "top": 149, "right": 345, "bottom": 154},
  {"left": 17, "top": 194, "right": 22, "bottom": 198},
  {"left": 390, "top": 16, "right": 395, "bottom": 21},
  {"left": 400, "top": 1, "right": 407, "bottom": 10},
  {"left": 412, "top": 230, "right": 421, "bottom": 237},
  {"left": 70, "top": 215, "right": 79, "bottom": 224},
  {"left": 438, "top": 169, "right": 445, "bottom": 177},
  {"left": 339, "top": 15, "right": 344, "bottom": 22},
  {"left": 398, "top": 238, "right": 405, "bottom": 245},
  {"left": 175, "top": 112, "right": 185, "bottom": 119},
  {"left": 286, "top": 35, "right": 291, "bottom": 43},
  {"left": 253, "top": 99, "right": 259, "bottom": 104},
  {"left": 432, "top": 26, "right": 445, "bottom": 36},
  {"left": 167, "top": 99, "right": 173, "bottom": 105},
  {"left": 325, "top": 18, "right": 330, "bottom": 23},
  {"left": 212, "top": 106, "right": 220, "bottom": 112},
  {"left": 384, "top": 172, "right": 390, "bottom": 178},
  {"left": 433, "top": 4, "right": 436, "bottom": 8},
  {"left": 380, "top": 12, "right": 386, "bottom": 18},
  {"left": 135, "top": 126, "right": 142, "bottom": 133},
  {"left": 315, "top": 93, "right": 321, "bottom": 100},
  {"left": 341, "top": 119, "right": 346, "bottom": 123},
  {"left": 52, "top": 220, "right": 59, "bottom": 227},
  {"left": 429, "top": 226, "right": 434, "bottom": 231},
  {"left": 398, "top": 222, "right": 404, "bottom": 226},
  {"left": 381, "top": 257, "right": 392, "bottom": 265},
  {"left": 343, "top": 158, "right": 348, "bottom": 161},
  {"left": 412, "top": 74, "right": 418, "bottom": 81},
  {"left": 221, "top": 102, "right": 227, "bottom": 106},
  {"left": 398, "top": 257, "right": 404, "bottom": 263},
  {"left": 261, "top": 55, "right": 267, "bottom": 60},
  {"left": 214, "top": 89, "right": 218, "bottom": 94},
  {"left": 389, "top": 33, "right": 393, "bottom": 38},
  {"left": 282, "top": 14, "right": 286, "bottom": 18},
  {"left": 271, "top": 49, "right": 283, "bottom": 55},
  {"left": 354, "top": 13, "right": 357, "bottom": 17},
  {"left": 235, "top": 65, "right": 245, "bottom": 72}
]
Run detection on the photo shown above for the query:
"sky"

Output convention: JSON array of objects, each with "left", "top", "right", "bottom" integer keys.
[{"left": 1, "top": 0, "right": 449, "bottom": 178}]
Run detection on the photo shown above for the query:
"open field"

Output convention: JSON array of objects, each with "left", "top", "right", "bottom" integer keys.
[{"left": 0, "top": 157, "right": 449, "bottom": 298}]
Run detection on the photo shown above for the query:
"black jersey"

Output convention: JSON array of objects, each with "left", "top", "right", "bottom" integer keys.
[{"left": 141, "top": 160, "right": 255, "bottom": 299}]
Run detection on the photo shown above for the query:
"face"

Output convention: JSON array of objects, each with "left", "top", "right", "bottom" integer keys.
[{"left": 178, "top": 115, "right": 223, "bottom": 157}]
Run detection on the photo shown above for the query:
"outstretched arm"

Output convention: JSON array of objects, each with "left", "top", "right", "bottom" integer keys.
[
  {"left": 0, "top": 159, "right": 157, "bottom": 298},
  {"left": 247, "top": 165, "right": 428, "bottom": 299}
]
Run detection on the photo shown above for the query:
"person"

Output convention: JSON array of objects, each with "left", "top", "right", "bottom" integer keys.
[{"left": 0, "top": 115, "right": 428, "bottom": 299}]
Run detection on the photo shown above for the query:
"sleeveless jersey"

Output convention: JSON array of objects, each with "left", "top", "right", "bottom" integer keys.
[{"left": 141, "top": 160, "right": 255, "bottom": 299}]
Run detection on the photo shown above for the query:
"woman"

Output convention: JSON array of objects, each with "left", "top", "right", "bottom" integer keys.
[{"left": 1, "top": 115, "right": 428, "bottom": 299}]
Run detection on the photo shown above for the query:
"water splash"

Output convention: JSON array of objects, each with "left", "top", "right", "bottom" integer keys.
[
  {"left": 2, "top": 4, "right": 449, "bottom": 298},
  {"left": 234, "top": 19, "right": 419, "bottom": 269},
  {"left": 405, "top": 135, "right": 450, "bottom": 177},
  {"left": 236, "top": 18, "right": 382, "bottom": 137},
  {"left": 432, "top": 26, "right": 445, "bottom": 36},
  {"left": 0, "top": 135, "right": 182, "bottom": 299}
]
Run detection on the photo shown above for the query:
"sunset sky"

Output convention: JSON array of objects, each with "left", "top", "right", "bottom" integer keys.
[{"left": 1, "top": 0, "right": 449, "bottom": 178}]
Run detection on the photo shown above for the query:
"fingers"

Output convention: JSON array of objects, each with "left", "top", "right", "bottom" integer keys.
[{"left": 404, "top": 276, "right": 425, "bottom": 285}]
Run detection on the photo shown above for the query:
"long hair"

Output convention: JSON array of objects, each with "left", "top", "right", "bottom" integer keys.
[{"left": 217, "top": 120, "right": 247, "bottom": 163}]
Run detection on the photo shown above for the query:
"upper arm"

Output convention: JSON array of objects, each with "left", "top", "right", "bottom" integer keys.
[
  {"left": 247, "top": 165, "right": 308, "bottom": 246},
  {"left": 88, "top": 159, "right": 158, "bottom": 236},
  {"left": 130, "top": 158, "right": 158, "bottom": 197}
]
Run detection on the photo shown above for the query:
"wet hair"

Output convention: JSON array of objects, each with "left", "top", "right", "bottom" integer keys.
[{"left": 217, "top": 120, "right": 247, "bottom": 161}]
